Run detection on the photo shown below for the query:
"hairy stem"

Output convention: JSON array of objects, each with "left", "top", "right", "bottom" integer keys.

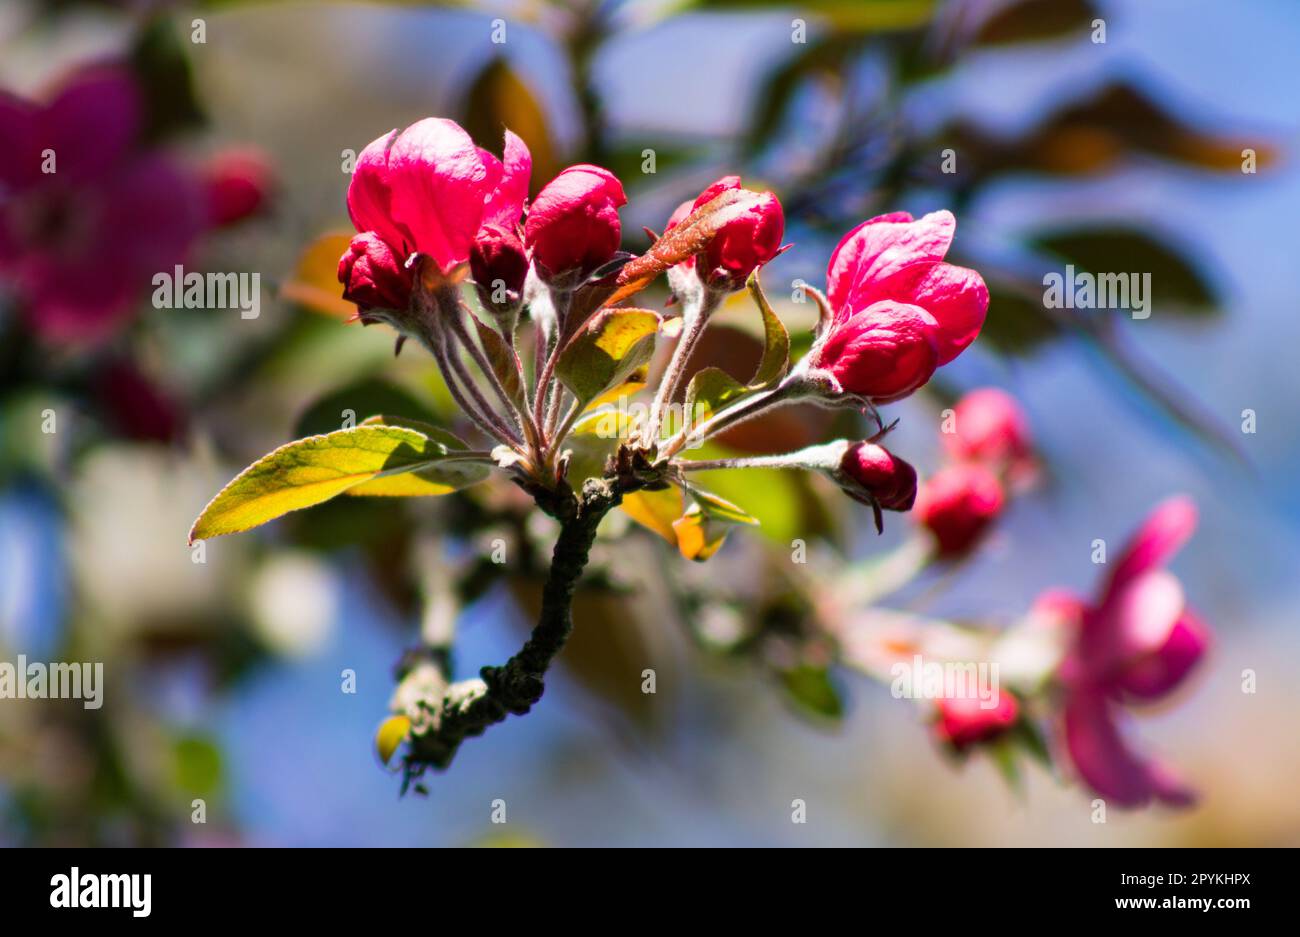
[{"left": 642, "top": 288, "right": 722, "bottom": 446}]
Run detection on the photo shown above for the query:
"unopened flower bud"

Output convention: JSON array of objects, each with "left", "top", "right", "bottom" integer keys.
[
  {"left": 524, "top": 164, "right": 626, "bottom": 282},
  {"left": 934, "top": 691, "right": 1019, "bottom": 750},
  {"left": 836, "top": 441, "right": 917, "bottom": 512},
  {"left": 203, "top": 146, "right": 274, "bottom": 227},
  {"left": 338, "top": 232, "right": 413, "bottom": 313},
  {"left": 470, "top": 224, "right": 529, "bottom": 328}
]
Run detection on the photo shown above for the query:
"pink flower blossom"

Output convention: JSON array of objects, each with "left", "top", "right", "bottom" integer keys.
[
  {"left": 523, "top": 164, "right": 626, "bottom": 280},
  {"left": 1049, "top": 497, "right": 1210, "bottom": 807},
  {"left": 808, "top": 211, "right": 988, "bottom": 401},
  {"left": 345, "top": 120, "right": 530, "bottom": 277},
  {"left": 0, "top": 66, "right": 205, "bottom": 344}
]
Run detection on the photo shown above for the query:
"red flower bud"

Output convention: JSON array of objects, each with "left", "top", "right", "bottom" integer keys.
[
  {"left": 524, "top": 164, "right": 626, "bottom": 280},
  {"left": 914, "top": 463, "right": 1004, "bottom": 557},
  {"left": 837, "top": 441, "right": 917, "bottom": 511},
  {"left": 943, "top": 387, "right": 1033, "bottom": 470},
  {"left": 813, "top": 301, "right": 939, "bottom": 402},
  {"left": 203, "top": 146, "right": 274, "bottom": 227},
  {"left": 470, "top": 224, "right": 529, "bottom": 318},
  {"left": 337, "top": 232, "right": 413, "bottom": 313},
  {"left": 689, "top": 176, "right": 784, "bottom": 290},
  {"left": 934, "top": 691, "right": 1020, "bottom": 750}
]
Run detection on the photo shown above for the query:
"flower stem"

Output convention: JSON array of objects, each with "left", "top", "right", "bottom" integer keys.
[{"left": 642, "top": 288, "right": 723, "bottom": 447}]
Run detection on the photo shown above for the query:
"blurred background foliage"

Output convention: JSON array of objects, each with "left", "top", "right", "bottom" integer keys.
[{"left": 1, "top": 0, "right": 1298, "bottom": 845}]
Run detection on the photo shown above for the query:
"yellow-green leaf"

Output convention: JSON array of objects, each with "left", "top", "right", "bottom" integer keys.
[
  {"left": 189, "top": 424, "right": 490, "bottom": 541},
  {"left": 671, "top": 488, "right": 759, "bottom": 562},
  {"left": 376, "top": 715, "right": 411, "bottom": 766},
  {"left": 747, "top": 270, "right": 790, "bottom": 387},
  {"left": 557, "top": 308, "right": 660, "bottom": 407}
]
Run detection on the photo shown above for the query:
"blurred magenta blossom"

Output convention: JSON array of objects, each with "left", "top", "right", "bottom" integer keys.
[
  {"left": 1049, "top": 497, "right": 1211, "bottom": 807},
  {"left": 0, "top": 66, "right": 205, "bottom": 343}
]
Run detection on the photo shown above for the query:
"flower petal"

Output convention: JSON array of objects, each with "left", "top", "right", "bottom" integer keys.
[
  {"left": 1107, "top": 496, "right": 1197, "bottom": 594},
  {"left": 826, "top": 210, "right": 955, "bottom": 323},
  {"left": 385, "top": 118, "right": 490, "bottom": 272},
  {"left": 480, "top": 129, "right": 531, "bottom": 232},
  {"left": 1064, "top": 692, "right": 1160, "bottom": 808}
]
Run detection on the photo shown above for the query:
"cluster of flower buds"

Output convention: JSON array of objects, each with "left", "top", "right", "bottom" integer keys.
[
  {"left": 911, "top": 387, "right": 1036, "bottom": 558},
  {"left": 325, "top": 113, "right": 992, "bottom": 549}
]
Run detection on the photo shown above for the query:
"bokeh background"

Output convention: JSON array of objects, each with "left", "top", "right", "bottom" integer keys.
[{"left": 2, "top": 0, "right": 1298, "bottom": 846}]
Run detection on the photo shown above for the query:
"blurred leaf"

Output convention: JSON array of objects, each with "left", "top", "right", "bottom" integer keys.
[
  {"left": 190, "top": 425, "right": 489, "bottom": 541},
  {"left": 462, "top": 57, "right": 559, "bottom": 192},
  {"left": 946, "top": 82, "right": 1274, "bottom": 177},
  {"left": 1032, "top": 226, "right": 1218, "bottom": 313},
  {"left": 977, "top": 280, "right": 1062, "bottom": 355},
  {"left": 971, "top": 0, "right": 1099, "bottom": 46},
  {"left": 172, "top": 734, "right": 222, "bottom": 796},
  {"left": 376, "top": 715, "right": 411, "bottom": 766},
  {"left": 671, "top": 487, "right": 758, "bottom": 561},
  {"left": 779, "top": 665, "right": 845, "bottom": 721},
  {"left": 281, "top": 231, "right": 355, "bottom": 320},
  {"left": 294, "top": 378, "right": 440, "bottom": 438},
  {"left": 620, "top": 486, "right": 684, "bottom": 545},
  {"left": 130, "top": 16, "right": 205, "bottom": 141},
  {"left": 676, "top": 0, "right": 937, "bottom": 32},
  {"left": 557, "top": 308, "right": 660, "bottom": 408},
  {"left": 741, "top": 35, "right": 859, "bottom": 154}
]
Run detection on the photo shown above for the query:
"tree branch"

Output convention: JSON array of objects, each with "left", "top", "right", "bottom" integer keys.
[{"left": 400, "top": 475, "right": 630, "bottom": 782}]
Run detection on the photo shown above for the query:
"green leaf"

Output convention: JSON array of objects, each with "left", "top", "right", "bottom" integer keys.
[
  {"left": 671, "top": 486, "right": 759, "bottom": 561},
  {"left": 683, "top": 367, "right": 746, "bottom": 426},
  {"left": 190, "top": 424, "right": 490, "bottom": 541},
  {"left": 746, "top": 270, "right": 791, "bottom": 386},
  {"left": 348, "top": 415, "right": 491, "bottom": 496},
  {"left": 779, "top": 665, "right": 845, "bottom": 722},
  {"left": 470, "top": 313, "right": 527, "bottom": 409},
  {"left": 1033, "top": 227, "right": 1218, "bottom": 313},
  {"left": 557, "top": 308, "right": 660, "bottom": 407}
]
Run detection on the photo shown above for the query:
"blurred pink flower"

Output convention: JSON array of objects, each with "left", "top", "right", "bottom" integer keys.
[
  {"left": 202, "top": 146, "right": 274, "bottom": 227},
  {"left": 1050, "top": 497, "right": 1211, "bottom": 807},
  {"left": 0, "top": 66, "right": 205, "bottom": 344},
  {"left": 935, "top": 691, "right": 1020, "bottom": 751},
  {"left": 346, "top": 120, "right": 531, "bottom": 277},
  {"left": 808, "top": 210, "right": 988, "bottom": 401},
  {"left": 943, "top": 387, "right": 1034, "bottom": 473},
  {"left": 914, "top": 462, "right": 1004, "bottom": 557}
]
